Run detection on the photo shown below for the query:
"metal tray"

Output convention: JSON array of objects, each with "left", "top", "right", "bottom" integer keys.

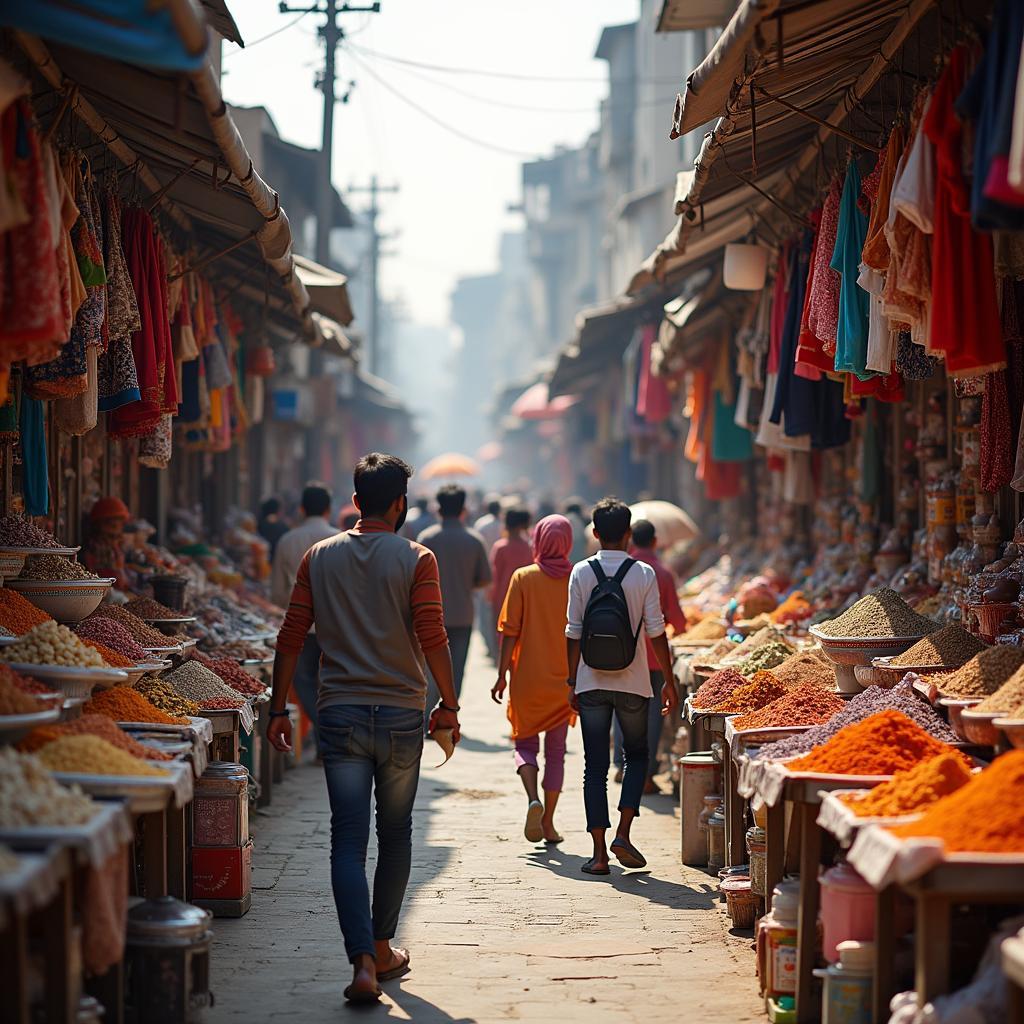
[
  {"left": 50, "top": 763, "right": 188, "bottom": 814},
  {"left": 0, "top": 706, "right": 61, "bottom": 745},
  {"left": 5, "top": 663, "right": 128, "bottom": 699},
  {"left": 0, "top": 545, "right": 80, "bottom": 557}
]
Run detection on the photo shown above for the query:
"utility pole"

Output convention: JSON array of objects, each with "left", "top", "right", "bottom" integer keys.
[
  {"left": 278, "top": 0, "right": 380, "bottom": 265},
  {"left": 348, "top": 176, "right": 398, "bottom": 377}
]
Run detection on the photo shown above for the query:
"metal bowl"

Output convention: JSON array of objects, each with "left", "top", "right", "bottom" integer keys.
[
  {"left": 0, "top": 706, "right": 61, "bottom": 746},
  {"left": 808, "top": 626, "right": 927, "bottom": 694},
  {"left": 994, "top": 718, "right": 1024, "bottom": 750},
  {"left": 5, "top": 663, "right": 128, "bottom": 700},
  {"left": 5, "top": 577, "right": 115, "bottom": 624},
  {"left": 960, "top": 708, "right": 1005, "bottom": 747},
  {"left": 0, "top": 549, "right": 25, "bottom": 580},
  {"left": 939, "top": 698, "right": 983, "bottom": 742},
  {"left": 142, "top": 616, "right": 197, "bottom": 637}
]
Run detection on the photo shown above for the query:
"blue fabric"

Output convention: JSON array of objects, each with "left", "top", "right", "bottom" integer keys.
[
  {"left": 177, "top": 358, "right": 201, "bottom": 423},
  {"left": 97, "top": 386, "right": 141, "bottom": 413},
  {"left": 19, "top": 394, "right": 47, "bottom": 516},
  {"left": 831, "top": 162, "right": 873, "bottom": 380},
  {"left": 577, "top": 688, "right": 648, "bottom": 831},
  {"left": 711, "top": 392, "right": 753, "bottom": 461},
  {"left": 0, "top": 1, "right": 205, "bottom": 70},
  {"left": 613, "top": 671, "right": 664, "bottom": 777},
  {"left": 319, "top": 704, "right": 423, "bottom": 962}
]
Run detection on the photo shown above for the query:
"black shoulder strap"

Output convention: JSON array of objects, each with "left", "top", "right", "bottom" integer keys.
[
  {"left": 612, "top": 557, "right": 635, "bottom": 585},
  {"left": 588, "top": 558, "right": 607, "bottom": 584}
]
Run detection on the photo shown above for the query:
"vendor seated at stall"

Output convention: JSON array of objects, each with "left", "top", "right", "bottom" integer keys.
[{"left": 81, "top": 496, "right": 131, "bottom": 590}]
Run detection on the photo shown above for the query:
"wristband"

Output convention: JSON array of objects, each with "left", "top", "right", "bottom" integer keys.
[
  {"left": 268, "top": 709, "right": 290, "bottom": 719},
  {"left": 437, "top": 702, "right": 460, "bottom": 713},
  {"left": 566, "top": 679, "right": 576, "bottom": 688}
]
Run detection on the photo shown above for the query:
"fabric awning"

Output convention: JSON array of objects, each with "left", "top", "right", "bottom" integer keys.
[
  {"left": 294, "top": 256, "right": 354, "bottom": 327},
  {"left": 312, "top": 313, "right": 356, "bottom": 363},
  {"left": 200, "top": 0, "right": 243, "bottom": 45},
  {"left": 657, "top": 0, "right": 740, "bottom": 32},
  {"left": 510, "top": 382, "right": 579, "bottom": 421}
]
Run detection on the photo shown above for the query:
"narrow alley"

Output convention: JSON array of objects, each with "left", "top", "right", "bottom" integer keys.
[{"left": 210, "top": 639, "right": 763, "bottom": 1023}]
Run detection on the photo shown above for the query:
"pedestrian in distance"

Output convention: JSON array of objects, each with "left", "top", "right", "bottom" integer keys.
[
  {"left": 564, "top": 497, "right": 590, "bottom": 566},
  {"left": 565, "top": 498, "right": 679, "bottom": 875},
  {"left": 269, "top": 482, "right": 338, "bottom": 756},
  {"left": 473, "top": 496, "right": 504, "bottom": 661},
  {"left": 489, "top": 506, "right": 533, "bottom": 646},
  {"left": 400, "top": 495, "right": 436, "bottom": 540},
  {"left": 268, "top": 453, "right": 461, "bottom": 1006},
  {"left": 257, "top": 496, "right": 291, "bottom": 560},
  {"left": 417, "top": 484, "right": 491, "bottom": 706},
  {"left": 491, "top": 514, "right": 576, "bottom": 845}
]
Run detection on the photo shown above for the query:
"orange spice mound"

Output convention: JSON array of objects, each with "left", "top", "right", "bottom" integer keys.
[
  {"left": 841, "top": 752, "right": 973, "bottom": 818},
  {"left": 709, "top": 671, "right": 788, "bottom": 714},
  {"left": 81, "top": 639, "right": 134, "bottom": 668},
  {"left": 0, "top": 588, "right": 51, "bottom": 635},
  {"left": 889, "top": 750, "right": 1024, "bottom": 852},
  {"left": 18, "top": 713, "right": 172, "bottom": 760},
  {"left": 787, "top": 710, "right": 956, "bottom": 776},
  {"left": 84, "top": 686, "right": 188, "bottom": 725},
  {"left": 733, "top": 683, "right": 844, "bottom": 731}
]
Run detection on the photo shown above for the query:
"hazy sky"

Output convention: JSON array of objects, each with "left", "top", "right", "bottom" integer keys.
[{"left": 221, "top": 1, "right": 641, "bottom": 328}]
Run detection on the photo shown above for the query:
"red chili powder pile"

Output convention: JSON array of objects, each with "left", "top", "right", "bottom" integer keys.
[{"left": 733, "top": 683, "right": 844, "bottom": 731}]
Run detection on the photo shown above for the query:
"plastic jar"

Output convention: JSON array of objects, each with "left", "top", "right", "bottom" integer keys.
[
  {"left": 680, "top": 753, "right": 719, "bottom": 867},
  {"left": 819, "top": 862, "right": 875, "bottom": 963},
  {"left": 707, "top": 808, "right": 726, "bottom": 871},
  {"left": 813, "top": 940, "right": 874, "bottom": 1024},
  {"left": 746, "top": 825, "right": 767, "bottom": 896},
  {"left": 758, "top": 880, "right": 799, "bottom": 997}
]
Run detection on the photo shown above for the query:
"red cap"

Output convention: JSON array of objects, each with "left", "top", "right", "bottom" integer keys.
[{"left": 89, "top": 497, "right": 130, "bottom": 521}]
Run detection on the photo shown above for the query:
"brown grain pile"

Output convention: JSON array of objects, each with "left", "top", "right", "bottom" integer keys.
[
  {"left": 87, "top": 605, "right": 173, "bottom": 648},
  {"left": 771, "top": 651, "right": 836, "bottom": 689},
  {"left": 974, "top": 667, "right": 1024, "bottom": 717},
  {"left": 933, "top": 644, "right": 1024, "bottom": 699},
  {"left": 687, "top": 617, "right": 727, "bottom": 641},
  {"left": 890, "top": 625, "right": 987, "bottom": 668},
  {"left": 816, "top": 588, "right": 940, "bottom": 639}
]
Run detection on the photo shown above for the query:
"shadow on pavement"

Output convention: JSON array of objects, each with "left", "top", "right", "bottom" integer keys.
[
  {"left": 452, "top": 732, "right": 511, "bottom": 756},
  {"left": 384, "top": 984, "right": 478, "bottom": 1023}
]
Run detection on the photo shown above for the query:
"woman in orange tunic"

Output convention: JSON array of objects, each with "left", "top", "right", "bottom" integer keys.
[{"left": 491, "top": 514, "right": 576, "bottom": 844}]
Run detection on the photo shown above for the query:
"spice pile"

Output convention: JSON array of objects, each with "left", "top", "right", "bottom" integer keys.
[
  {"left": 787, "top": 710, "right": 957, "bottom": 776},
  {"left": 19, "top": 714, "right": 172, "bottom": 761},
  {"left": 771, "top": 651, "right": 835, "bottom": 690},
  {"left": 0, "top": 516, "right": 62, "bottom": 549},
  {"left": 709, "top": 671, "right": 788, "bottom": 714},
  {"left": 974, "top": 669, "right": 1024, "bottom": 717},
  {"left": 190, "top": 652, "right": 265, "bottom": 697},
  {"left": 889, "top": 625, "right": 987, "bottom": 669},
  {"left": 815, "top": 588, "right": 939, "bottom": 639},
  {"left": 770, "top": 591, "right": 813, "bottom": 625},
  {"left": 842, "top": 752, "right": 973, "bottom": 818},
  {"left": 0, "top": 749, "right": 96, "bottom": 825},
  {"left": 80, "top": 640, "right": 134, "bottom": 668},
  {"left": 36, "top": 735, "right": 168, "bottom": 776},
  {"left": 0, "top": 588, "right": 52, "bottom": 635},
  {"left": 125, "top": 596, "right": 185, "bottom": 620},
  {"left": 686, "top": 617, "right": 727, "bottom": 641},
  {"left": 0, "top": 621, "right": 106, "bottom": 668},
  {"left": 165, "top": 662, "right": 246, "bottom": 709},
  {"left": 133, "top": 675, "right": 200, "bottom": 718},
  {"left": 73, "top": 617, "right": 147, "bottom": 662},
  {"left": 18, "top": 554, "right": 101, "bottom": 581},
  {"left": 3, "top": 664, "right": 55, "bottom": 698},
  {"left": 931, "top": 645, "right": 1024, "bottom": 698},
  {"left": 0, "top": 667, "right": 43, "bottom": 715},
  {"left": 756, "top": 682, "right": 958, "bottom": 760},
  {"left": 890, "top": 750, "right": 1024, "bottom": 852},
  {"left": 733, "top": 684, "right": 844, "bottom": 731},
  {"left": 721, "top": 627, "right": 783, "bottom": 665},
  {"left": 87, "top": 605, "right": 174, "bottom": 648},
  {"left": 193, "top": 592, "right": 277, "bottom": 647},
  {"left": 734, "top": 640, "right": 793, "bottom": 677},
  {"left": 85, "top": 686, "right": 189, "bottom": 726},
  {"left": 209, "top": 640, "right": 271, "bottom": 661},
  {"left": 702, "top": 638, "right": 737, "bottom": 663},
  {"left": 691, "top": 668, "right": 747, "bottom": 709}
]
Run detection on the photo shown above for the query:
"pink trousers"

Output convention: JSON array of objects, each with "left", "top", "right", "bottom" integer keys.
[{"left": 513, "top": 721, "right": 569, "bottom": 793}]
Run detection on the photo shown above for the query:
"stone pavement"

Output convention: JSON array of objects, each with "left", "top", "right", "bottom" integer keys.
[{"left": 209, "top": 639, "right": 764, "bottom": 1022}]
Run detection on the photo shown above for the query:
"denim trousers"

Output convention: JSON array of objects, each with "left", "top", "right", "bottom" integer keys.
[
  {"left": 577, "top": 688, "right": 649, "bottom": 831},
  {"left": 318, "top": 704, "right": 424, "bottom": 962},
  {"left": 612, "top": 671, "right": 664, "bottom": 776},
  {"left": 291, "top": 634, "right": 323, "bottom": 753}
]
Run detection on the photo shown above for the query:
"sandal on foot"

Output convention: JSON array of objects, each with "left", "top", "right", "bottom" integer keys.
[
  {"left": 610, "top": 837, "right": 647, "bottom": 869},
  {"left": 581, "top": 857, "right": 610, "bottom": 876},
  {"left": 343, "top": 982, "right": 382, "bottom": 1005},
  {"left": 524, "top": 800, "right": 544, "bottom": 843},
  {"left": 544, "top": 832, "right": 564, "bottom": 845},
  {"left": 377, "top": 947, "right": 411, "bottom": 982}
]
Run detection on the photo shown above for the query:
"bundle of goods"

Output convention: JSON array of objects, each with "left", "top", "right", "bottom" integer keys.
[
  {"left": 0, "top": 621, "right": 106, "bottom": 668},
  {"left": 929, "top": 645, "right": 1024, "bottom": 699},
  {"left": 0, "top": 748, "right": 97, "bottom": 825},
  {"left": 840, "top": 752, "right": 973, "bottom": 818},
  {"left": 708, "top": 671, "right": 788, "bottom": 715},
  {"left": 18, "top": 555, "right": 100, "bottom": 581},
  {"left": 786, "top": 710, "right": 963, "bottom": 776},
  {"left": 74, "top": 617, "right": 148, "bottom": 662},
  {"left": 0, "top": 668, "right": 44, "bottom": 715},
  {"left": 87, "top": 605, "right": 175, "bottom": 648},
  {"left": 735, "top": 577, "right": 778, "bottom": 619},
  {"left": 889, "top": 625, "right": 987, "bottom": 670},
  {"left": 0, "top": 587, "right": 52, "bottom": 635},
  {"left": 164, "top": 662, "right": 246, "bottom": 710},
  {"left": 189, "top": 651, "right": 265, "bottom": 697},
  {"left": 124, "top": 596, "right": 185, "bottom": 620},
  {"left": 889, "top": 750, "right": 1024, "bottom": 852},
  {"left": 35, "top": 735, "right": 168, "bottom": 776},
  {"left": 815, "top": 588, "right": 939, "bottom": 639},
  {"left": 732, "top": 684, "right": 844, "bottom": 731},
  {"left": 755, "top": 682, "right": 958, "bottom": 760},
  {"left": 85, "top": 686, "right": 190, "bottom": 726},
  {"left": 0, "top": 516, "right": 62, "bottom": 549},
  {"left": 770, "top": 591, "right": 813, "bottom": 625},
  {"left": 133, "top": 675, "right": 200, "bottom": 718},
  {"left": 973, "top": 669, "right": 1024, "bottom": 717},
  {"left": 19, "top": 714, "right": 172, "bottom": 760}
]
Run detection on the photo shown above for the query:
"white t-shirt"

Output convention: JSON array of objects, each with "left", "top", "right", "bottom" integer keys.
[{"left": 565, "top": 550, "right": 666, "bottom": 697}]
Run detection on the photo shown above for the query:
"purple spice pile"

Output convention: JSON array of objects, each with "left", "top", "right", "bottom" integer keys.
[
  {"left": 0, "top": 516, "right": 62, "bottom": 549},
  {"left": 753, "top": 682, "right": 957, "bottom": 760}
]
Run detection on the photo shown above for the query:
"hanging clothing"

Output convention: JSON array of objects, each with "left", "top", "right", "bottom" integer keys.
[
  {"left": 804, "top": 178, "right": 842, "bottom": 356},
  {"left": 98, "top": 191, "right": 141, "bottom": 411},
  {"left": 981, "top": 370, "right": 1014, "bottom": 492},
  {"left": 795, "top": 208, "right": 832, "bottom": 380},
  {"left": 925, "top": 47, "right": 1005, "bottom": 377},
  {"left": 636, "top": 324, "right": 672, "bottom": 423},
  {"left": 19, "top": 391, "right": 47, "bottom": 516}
]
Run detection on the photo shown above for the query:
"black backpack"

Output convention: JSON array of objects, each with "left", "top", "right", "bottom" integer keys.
[{"left": 580, "top": 558, "right": 641, "bottom": 671}]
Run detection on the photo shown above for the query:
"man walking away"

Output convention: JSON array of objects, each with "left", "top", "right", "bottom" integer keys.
[
  {"left": 566, "top": 498, "right": 678, "bottom": 875},
  {"left": 473, "top": 497, "right": 504, "bottom": 661},
  {"left": 270, "top": 483, "right": 338, "bottom": 755},
  {"left": 564, "top": 498, "right": 590, "bottom": 566},
  {"left": 418, "top": 485, "right": 491, "bottom": 703},
  {"left": 258, "top": 497, "right": 291, "bottom": 560},
  {"left": 268, "top": 453, "right": 460, "bottom": 1006},
  {"left": 400, "top": 496, "right": 436, "bottom": 540},
  {"left": 614, "top": 518, "right": 687, "bottom": 793},
  {"left": 489, "top": 507, "right": 532, "bottom": 646}
]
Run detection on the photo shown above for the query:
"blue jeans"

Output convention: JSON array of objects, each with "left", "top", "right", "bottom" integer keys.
[
  {"left": 318, "top": 704, "right": 424, "bottom": 962},
  {"left": 577, "top": 689, "right": 649, "bottom": 831},
  {"left": 613, "top": 671, "right": 664, "bottom": 777},
  {"left": 291, "top": 634, "right": 322, "bottom": 753}
]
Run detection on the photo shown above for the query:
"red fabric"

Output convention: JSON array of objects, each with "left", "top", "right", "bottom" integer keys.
[
  {"left": 981, "top": 370, "right": 1014, "bottom": 492},
  {"left": 631, "top": 546, "right": 686, "bottom": 663},
  {"left": 924, "top": 47, "right": 1005, "bottom": 378},
  {"left": 795, "top": 208, "right": 834, "bottom": 378},
  {"left": 636, "top": 324, "right": 672, "bottom": 423}
]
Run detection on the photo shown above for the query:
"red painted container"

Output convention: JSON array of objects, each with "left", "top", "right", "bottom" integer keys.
[{"left": 191, "top": 840, "right": 253, "bottom": 901}]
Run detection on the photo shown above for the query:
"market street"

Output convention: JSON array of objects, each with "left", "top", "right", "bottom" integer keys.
[{"left": 210, "top": 638, "right": 763, "bottom": 1023}]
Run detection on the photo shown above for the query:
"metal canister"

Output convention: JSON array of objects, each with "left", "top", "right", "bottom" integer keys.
[
  {"left": 192, "top": 762, "right": 249, "bottom": 848},
  {"left": 125, "top": 898, "right": 213, "bottom": 1024},
  {"left": 680, "top": 752, "right": 719, "bottom": 866},
  {"left": 707, "top": 808, "right": 726, "bottom": 871}
]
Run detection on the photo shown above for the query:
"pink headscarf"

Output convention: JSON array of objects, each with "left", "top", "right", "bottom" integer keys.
[{"left": 532, "top": 514, "right": 574, "bottom": 579}]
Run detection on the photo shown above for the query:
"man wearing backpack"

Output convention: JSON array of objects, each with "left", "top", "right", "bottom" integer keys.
[{"left": 565, "top": 498, "right": 678, "bottom": 875}]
